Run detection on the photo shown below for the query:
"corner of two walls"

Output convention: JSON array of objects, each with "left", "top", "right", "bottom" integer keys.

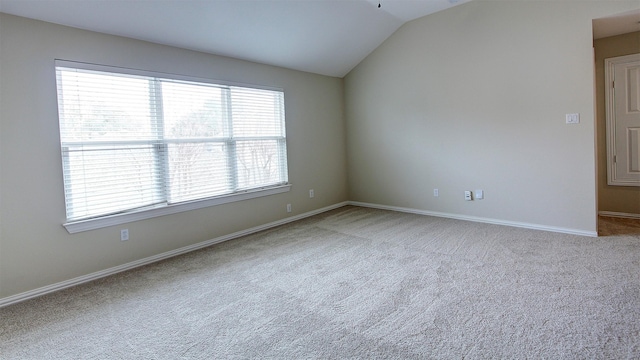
[
  {"left": 0, "top": 13, "right": 348, "bottom": 300},
  {"left": 344, "top": 0, "right": 640, "bottom": 233}
]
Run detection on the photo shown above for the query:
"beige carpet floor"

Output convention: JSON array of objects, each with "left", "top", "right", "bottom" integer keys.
[{"left": 1, "top": 206, "right": 639, "bottom": 359}]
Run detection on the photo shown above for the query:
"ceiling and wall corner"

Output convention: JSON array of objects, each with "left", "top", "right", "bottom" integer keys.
[
  {"left": 0, "top": 0, "right": 633, "bottom": 78},
  {"left": 593, "top": 9, "right": 640, "bottom": 39}
]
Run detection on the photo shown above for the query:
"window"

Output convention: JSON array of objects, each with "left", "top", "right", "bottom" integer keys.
[{"left": 56, "top": 61, "right": 289, "bottom": 232}]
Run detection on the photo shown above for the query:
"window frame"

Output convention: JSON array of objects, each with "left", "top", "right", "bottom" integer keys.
[{"left": 55, "top": 60, "right": 291, "bottom": 234}]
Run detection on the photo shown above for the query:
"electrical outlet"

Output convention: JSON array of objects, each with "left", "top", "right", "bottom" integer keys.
[
  {"left": 309, "top": 189, "right": 314, "bottom": 198},
  {"left": 120, "top": 229, "right": 129, "bottom": 241},
  {"left": 464, "top": 191, "right": 473, "bottom": 201},
  {"left": 433, "top": 189, "right": 439, "bottom": 197},
  {"left": 286, "top": 203, "right": 292, "bottom": 213}
]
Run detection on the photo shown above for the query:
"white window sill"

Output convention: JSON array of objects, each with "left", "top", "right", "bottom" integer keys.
[{"left": 63, "top": 184, "right": 292, "bottom": 234}]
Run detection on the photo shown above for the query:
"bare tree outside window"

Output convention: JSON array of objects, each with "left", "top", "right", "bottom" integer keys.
[{"left": 56, "top": 63, "right": 288, "bottom": 222}]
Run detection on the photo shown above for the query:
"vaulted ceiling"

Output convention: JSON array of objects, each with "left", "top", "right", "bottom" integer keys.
[
  {"left": 2, "top": 1, "right": 638, "bottom": 77},
  {"left": 0, "top": 0, "right": 471, "bottom": 77}
]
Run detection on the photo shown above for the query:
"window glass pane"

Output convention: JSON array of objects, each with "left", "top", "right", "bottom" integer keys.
[
  {"left": 161, "top": 81, "right": 227, "bottom": 139},
  {"left": 231, "top": 87, "right": 284, "bottom": 137},
  {"left": 56, "top": 61, "right": 288, "bottom": 224},
  {"left": 57, "top": 68, "right": 154, "bottom": 142},
  {"left": 63, "top": 145, "right": 162, "bottom": 219},
  {"left": 235, "top": 140, "right": 285, "bottom": 189},
  {"left": 167, "top": 142, "right": 231, "bottom": 203}
]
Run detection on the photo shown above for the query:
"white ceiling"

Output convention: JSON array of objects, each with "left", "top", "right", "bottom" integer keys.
[
  {"left": 593, "top": 9, "right": 640, "bottom": 39},
  {"left": 0, "top": 0, "right": 471, "bottom": 77},
  {"left": 2, "top": 1, "right": 637, "bottom": 77}
]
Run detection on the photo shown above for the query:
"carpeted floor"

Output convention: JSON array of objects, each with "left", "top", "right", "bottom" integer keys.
[{"left": 1, "top": 206, "right": 639, "bottom": 359}]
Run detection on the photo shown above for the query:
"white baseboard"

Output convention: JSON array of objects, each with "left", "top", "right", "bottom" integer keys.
[
  {"left": 349, "top": 201, "right": 598, "bottom": 237},
  {"left": 1, "top": 200, "right": 600, "bottom": 308},
  {"left": 598, "top": 211, "right": 640, "bottom": 220},
  {"left": 0, "top": 201, "right": 349, "bottom": 309}
]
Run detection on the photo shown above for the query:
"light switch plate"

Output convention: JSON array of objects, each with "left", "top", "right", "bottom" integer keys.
[{"left": 566, "top": 113, "right": 580, "bottom": 124}]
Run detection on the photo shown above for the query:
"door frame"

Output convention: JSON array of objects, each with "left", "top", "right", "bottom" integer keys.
[{"left": 605, "top": 53, "right": 640, "bottom": 187}]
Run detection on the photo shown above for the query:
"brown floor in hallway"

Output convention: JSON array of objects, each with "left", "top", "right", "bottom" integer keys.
[{"left": 598, "top": 216, "right": 640, "bottom": 236}]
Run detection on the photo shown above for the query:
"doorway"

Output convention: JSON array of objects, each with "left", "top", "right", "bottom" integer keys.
[{"left": 592, "top": 10, "right": 640, "bottom": 235}]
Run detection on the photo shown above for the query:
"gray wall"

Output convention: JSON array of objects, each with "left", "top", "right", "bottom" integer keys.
[
  {"left": 344, "top": 0, "right": 638, "bottom": 234},
  {"left": 0, "top": 13, "right": 348, "bottom": 299}
]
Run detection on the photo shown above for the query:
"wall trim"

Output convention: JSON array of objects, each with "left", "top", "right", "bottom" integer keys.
[
  {"left": 348, "top": 201, "right": 598, "bottom": 237},
  {"left": 0, "top": 201, "right": 349, "bottom": 308},
  {"left": 598, "top": 211, "right": 640, "bottom": 220}
]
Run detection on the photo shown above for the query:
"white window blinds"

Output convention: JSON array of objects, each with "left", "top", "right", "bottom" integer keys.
[{"left": 56, "top": 61, "right": 288, "bottom": 222}]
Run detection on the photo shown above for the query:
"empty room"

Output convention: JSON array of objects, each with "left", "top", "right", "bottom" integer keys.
[{"left": 1, "top": 0, "right": 639, "bottom": 358}]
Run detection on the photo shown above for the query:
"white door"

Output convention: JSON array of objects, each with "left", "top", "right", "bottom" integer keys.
[{"left": 606, "top": 53, "right": 640, "bottom": 186}]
